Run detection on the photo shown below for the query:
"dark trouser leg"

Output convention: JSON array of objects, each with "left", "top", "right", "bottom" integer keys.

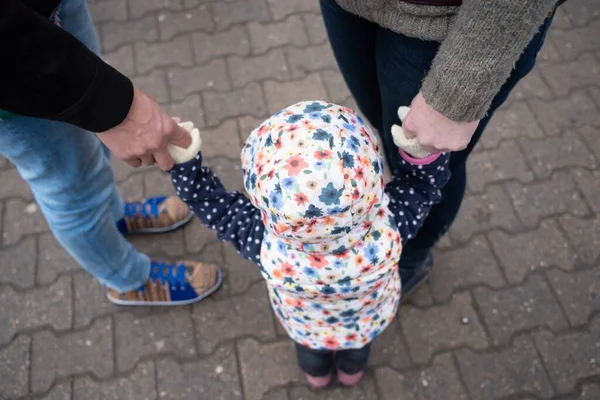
[
  {"left": 295, "top": 343, "right": 334, "bottom": 377},
  {"left": 335, "top": 343, "right": 372, "bottom": 374}
]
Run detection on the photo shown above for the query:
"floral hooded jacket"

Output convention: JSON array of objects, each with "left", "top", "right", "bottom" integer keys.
[{"left": 171, "top": 101, "right": 450, "bottom": 350}]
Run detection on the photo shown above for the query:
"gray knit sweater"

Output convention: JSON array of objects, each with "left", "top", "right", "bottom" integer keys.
[{"left": 334, "top": 0, "right": 557, "bottom": 122}]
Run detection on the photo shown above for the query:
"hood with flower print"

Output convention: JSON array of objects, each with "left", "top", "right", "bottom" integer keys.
[{"left": 241, "top": 101, "right": 402, "bottom": 350}]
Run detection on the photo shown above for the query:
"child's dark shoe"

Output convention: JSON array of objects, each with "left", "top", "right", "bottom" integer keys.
[
  {"left": 337, "top": 369, "right": 364, "bottom": 386},
  {"left": 305, "top": 373, "right": 333, "bottom": 389}
]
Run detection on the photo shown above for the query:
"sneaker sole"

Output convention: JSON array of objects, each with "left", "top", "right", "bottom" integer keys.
[
  {"left": 106, "top": 268, "right": 223, "bottom": 307},
  {"left": 128, "top": 212, "right": 194, "bottom": 235}
]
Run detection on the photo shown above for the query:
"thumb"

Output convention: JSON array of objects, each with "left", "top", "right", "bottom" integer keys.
[{"left": 169, "top": 123, "right": 192, "bottom": 148}]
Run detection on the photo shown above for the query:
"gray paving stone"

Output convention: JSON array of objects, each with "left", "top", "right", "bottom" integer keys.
[
  {"left": 73, "top": 272, "right": 119, "bottom": 329},
  {"left": 0, "top": 275, "right": 72, "bottom": 346},
  {"left": 303, "top": 13, "right": 328, "bottom": 45},
  {"left": 157, "top": 345, "right": 243, "bottom": 400},
  {"left": 547, "top": 268, "right": 600, "bottom": 326},
  {"left": 474, "top": 274, "right": 568, "bottom": 345},
  {"left": 511, "top": 68, "right": 554, "bottom": 101},
  {"left": 213, "top": 0, "right": 270, "bottom": 30},
  {"left": 158, "top": 6, "right": 214, "bottom": 40},
  {"left": 369, "top": 318, "right": 412, "bottom": 371},
  {"left": 247, "top": 16, "right": 308, "bottom": 54},
  {"left": 34, "top": 382, "right": 72, "bottom": 400},
  {"left": 552, "top": 7, "right": 574, "bottom": 29},
  {"left": 528, "top": 90, "right": 600, "bottom": 136},
  {"left": 290, "top": 375, "right": 379, "bottom": 400},
  {"left": 0, "top": 155, "right": 10, "bottom": 169},
  {"left": 264, "top": 73, "right": 328, "bottom": 114},
  {"left": 488, "top": 220, "right": 574, "bottom": 283},
  {"left": 129, "top": 0, "right": 183, "bottom": 18},
  {"left": 0, "top": 235, "right": 36, "bottom": 289},
  {"left": 0, "top": 335, "right": 30, "bottom": 399},
  {"left": 263, "top": 388, "right": 289, "bottom": 400},
  {"left": 549, "top": 20, "right": 600, "bottom": 60},
  {"left": 222, "top": 241, "right": 265, "bottom": 295},
  {"left": 204, "top": 83, "right": 267, "bottom": 126},
  {"left": 74, "top": 361, "right": 156, "bottom": 400},
  {"left": 228, "top": 49, "right": 290, "bottom": 88},
  {"left": 101, "top": 14, "right": 158, "bottom": 51},
  {"left": 114, "top": 309, "right": 196, "bottom": 371},
  {"left": 183, "top": 218, "right": 220, "bottom": 253},
  {"left": 569, "top": 384, "right": 600, "bottom": 400},
  {"left": 591, "top": 86, "right": 600, "bottom": 109},
  {"left": 168, "top": 59, "right": 230, "bottom": 101},
  {"left": 117, "top": 173, "right": 146, "bottom": 203},
  {"left": 539, "top": 54, "right": 600, "bottom": 97},
  {"left": 2, "top": 198, "right": 49, "bottom": 246},
  {"left": 192, "top": 26, "right": 250, "bottom": 64},
  {"left": 481, "top": 102, "right": 545, "bottom": 149},
  {"left": 89, "top": 0, "right": 127, "bottom": 23},
  {"left": 200, "top": 120, "right": 243, "bottom": 159},
  {"left": 31, "top": 317, "right": 113, "bottom": 394},
  {"left": 579, "top": 125, "right": 600, "bottom": 163},
  {"left": 129, "top": 228, "right": 186, "bottom": 257},
  {"left": 573, "top": 169, "right": 600, "bottom": 213},
  {"left": 448, "top": 185, "right": 521, "bottom": 244},
  {"left": 519, "top": 131, "right": 596, "bottom": 179},
  {"left": 103, "top": 45, "right": 135, "bottom": 77},
  {"left": 467, "top": 141, "right": 534, "bottom": 193},
  {"left": 376, "top": 353, "right": 469, "bottom": 400},
  {"left": 321, "top": 70, "right": 351, "bottom": 104},
  {"left": 538, "top": 36, "right": 563, "bottom": 63},
  {"left": 192, "top": 283, "right": 275, "bottom": 354},
  {"left": 205, "top": 158, "right": 245, "bottom": 192},
  {"left": 533, "top": 319, "right": 600, "bottom": 394},
  {"left": 37, "top": 233, "right": 79, "bottom": 285},
  {"left": 399, "top": 292, "right": 488, "bottom": 364},
  {"left": 456, "top": 335, "right": 554, "bottom": 400},
  {"left": 404, "top": 282, "right": 434, "bottom": 307},
  {"left": 142, "top": 169, "right": 176, "bottom": 199},
  {"left": 559, "top": 215, "right": 600, "bottom": 266},
  {"left": 237, "top": 338, "right": 304, "bottom": 400},
  {"left": 562, "top": 0, "right": 600, "bottom": 26},
  {"left": 238, "top": 115, "right": 267, "bottom": 140},
  {"left": 135, "top": 35, "right": 194, "bottom": 74},
  {"left": 131, "top": 69, "right": 170, "bottom": 103},
  {"left": 506, "top": 171, "right": 589, "bottom": 227},
  {"left": 285, "top": 43, "right": 337, "bottom": 79},
  {"left": 0, "top": 164, "right": 33, "bottom": 200},
  {"left": 163, "top": 94, "right": 205, "bottom": 126},
  {"left": 267, "top": 0, "right": 320, "bottom": 19},
  {"left": 428, "top": 237, "right": 506, "bottom": 302}
]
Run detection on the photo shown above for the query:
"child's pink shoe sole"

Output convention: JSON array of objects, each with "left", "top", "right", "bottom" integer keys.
[
  {"left": 305, "top": 373, "right": 333, "bottom": 389},
  {"left": 337, "top": 370, "right": 364, "bottom": 386}
]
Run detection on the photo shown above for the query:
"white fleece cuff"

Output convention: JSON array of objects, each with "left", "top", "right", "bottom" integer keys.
[{"left": 167, "top": 121, "right": 203, "bottom": 164}]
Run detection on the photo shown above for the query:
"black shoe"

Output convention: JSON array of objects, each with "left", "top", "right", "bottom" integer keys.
[{"left": 399, "top": 247, "right": 434, "bottom": 301}]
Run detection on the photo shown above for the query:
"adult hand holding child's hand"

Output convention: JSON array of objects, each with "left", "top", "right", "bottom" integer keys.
[{"left": 96, "top": 88, "right": 192, "bottom": 171}]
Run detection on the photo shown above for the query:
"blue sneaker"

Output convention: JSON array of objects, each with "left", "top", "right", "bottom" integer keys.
[
  {"left": 120, "top": 196, "right": 193, "bottom": 235},
  {"left": 107, "top": 260, "right": 222, "bottom": 306},
  {"left": 399, "top": 248, "right": 433, "bottom": 302}
]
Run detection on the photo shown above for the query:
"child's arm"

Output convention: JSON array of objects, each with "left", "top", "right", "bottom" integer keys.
[
  {"left": 385, "top": 107, "right": 451, "bottom": 243},
  {"left": 168, "top": 122, "right": 265, "bottom": 264}
]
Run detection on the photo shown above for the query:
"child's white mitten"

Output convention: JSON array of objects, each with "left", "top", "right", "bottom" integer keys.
[
  {"left": 391, "top": 106, "right": 434, "bottom": 159},
  {"left": 167, "top": 121, "right": 203, "bottom": 164}
]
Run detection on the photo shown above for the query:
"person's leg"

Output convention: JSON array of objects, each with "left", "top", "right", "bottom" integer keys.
[
  {"left": 319, "top": 0, "right": 382, "bottom": 131},
  {"left": 335, "top": 343, "right": 371, "bottom": 386},
  {"left": 295, "top": 343, "right": 334, "bottom": 388}
]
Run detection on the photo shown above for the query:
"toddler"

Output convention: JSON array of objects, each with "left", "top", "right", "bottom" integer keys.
[{"left": 167, "top": 101, "right": 450, "bottom": 387}]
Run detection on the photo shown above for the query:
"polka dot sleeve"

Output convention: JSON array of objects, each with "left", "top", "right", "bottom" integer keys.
[
  {"left": 170, "top": 152, "right": 265, "bottom": 265},
  {"left": 385, "top": 152, "right": 451, "bottom": 243}
]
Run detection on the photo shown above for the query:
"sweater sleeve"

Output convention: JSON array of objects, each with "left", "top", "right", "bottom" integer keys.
[
  {"left": 170, "top": 152, "right": 266, "bottom": 265},
  {"left": 0, "top": 0, "right": 133, "bottom": 132},
  {"left": 385, "top": 151, "right": 450, "bottom": 243},
  {"left": 421, "top": 0, "right": 556, "bottom": 122}
]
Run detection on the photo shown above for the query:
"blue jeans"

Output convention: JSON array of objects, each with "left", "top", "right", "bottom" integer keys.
[
  {"left": 320, "top": 0, "right": 554, "bottom": 251},
  {"left": 0, "top": 0, "right": 149, "bottom": 292}
]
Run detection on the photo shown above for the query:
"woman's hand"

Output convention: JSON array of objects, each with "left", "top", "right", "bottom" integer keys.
[{"left": 402, "top": 92, "right": 479, "bottom": 153}]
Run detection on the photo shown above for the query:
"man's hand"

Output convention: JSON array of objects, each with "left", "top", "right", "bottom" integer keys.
[
  {"left": 96, "top": 88, "right": 192, "bottom": 171},
  {"left": 402, "top": 92, "right": 479, "bottom": 153}
]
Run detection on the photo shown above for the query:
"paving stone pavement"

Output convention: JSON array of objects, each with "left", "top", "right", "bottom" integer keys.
[{"left": 1, "top": 0, "right": 600, "bottom": 399}]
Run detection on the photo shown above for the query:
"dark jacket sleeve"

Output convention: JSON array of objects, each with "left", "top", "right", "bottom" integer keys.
[
  {"left": 170, "top": 152, "right": 266, "bottom": 265},
  {"left": 385, "top": 152, "right": 451, "bottom": 243},
  {"left": 0, "top": 0, "right": 133, "bottom": 132}
]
